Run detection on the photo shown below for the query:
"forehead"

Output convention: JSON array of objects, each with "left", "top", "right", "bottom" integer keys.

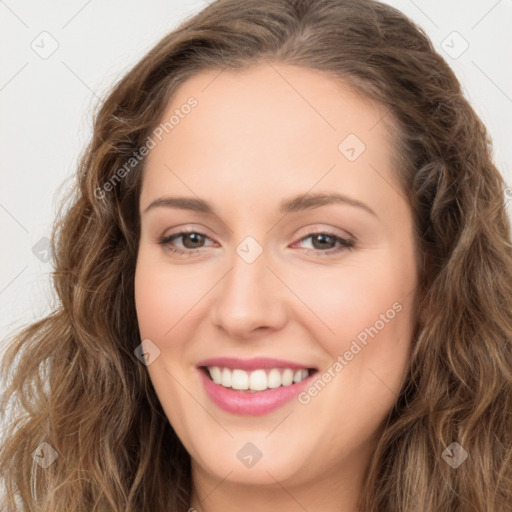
[
  {"left": 141, "top": 63, "right": 404, "bottom": 219},
  {"left": 153, "top": 62, "right": 391, "bottom": 153}
]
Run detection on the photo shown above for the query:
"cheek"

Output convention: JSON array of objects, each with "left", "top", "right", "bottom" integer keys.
[
  {"left": 134, "top": 258, "right": 204, "bottom": 430},
  {"left": 134, "top": 275, "right": 171, "bottom": 340},
  {"left": 287, "top": 253, "right": 416, "bottom": 411},
  {"left": 286, "top": 256, "right": 413, "bottom": 344},
  {"left": 134, "top": 253, "right": 211, "bottom": 340}
]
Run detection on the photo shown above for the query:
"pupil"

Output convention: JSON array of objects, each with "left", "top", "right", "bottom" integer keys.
[
  {"left": 184, "top": 233, "right": 203, "bottom": 248},
  {"left": 313, "top": 234, "right": 334, "bottom": 250}
]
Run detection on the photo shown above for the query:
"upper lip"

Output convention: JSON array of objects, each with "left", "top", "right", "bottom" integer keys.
[{"left": 197, "top": 357, "right": 317, "bottom": 371}]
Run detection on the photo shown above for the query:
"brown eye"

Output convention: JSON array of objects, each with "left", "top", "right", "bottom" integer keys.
[
  {"left": 310, "top": 233, "right": 337, "bottom": 250},
  {"left": 295, "top": 231, "right": 354, "bottom": 255},
  {"left": 158, "top": 230, "right": 215, "bottom": 255},
  {"left": 180, "top": 232, "right": 206, "bottom": 249}
]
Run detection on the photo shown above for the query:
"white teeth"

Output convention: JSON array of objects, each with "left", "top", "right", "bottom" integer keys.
[
  {"left": 281, "top": 368, "right": 294, "bottom": 386},
  {"left": 249, "top": 369, "right": 267, "bottom": 391},
  {"left": 294, "top": 369, "right": 308, "bottom": 383},
  {"left": 206, "top": 366, "right": 311, "bottom": 391},
  {"left": 210, "top": 366, "right": 222, "bottom": 384},
  {"left": 221, "top": 367, "right": 232, "bottom": 387},
  {"left": 267, "top": 368, "right": 281, "bottom": 388},
  {"left": 231, "top": 369, "right": 249, "bottom": 390}
]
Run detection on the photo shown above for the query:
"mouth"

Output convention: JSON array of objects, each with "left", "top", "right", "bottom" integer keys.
[
  {"left": 196, "top": 357, "right": 319, "bottom": 415},
  {"left": 199, "top": 365, "right": 317, "bottom": 392}
]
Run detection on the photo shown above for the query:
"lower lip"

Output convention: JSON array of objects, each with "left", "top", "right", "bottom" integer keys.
[{"left": 198, "top": 368, "right": 315, "bottom": 416}]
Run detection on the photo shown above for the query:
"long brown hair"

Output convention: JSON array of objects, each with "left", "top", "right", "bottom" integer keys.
[{"left": 1, "top": 0, "right": 511, "bottom": 510}]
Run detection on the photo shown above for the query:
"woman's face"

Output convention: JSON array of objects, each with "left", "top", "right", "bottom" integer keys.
[{"left": 135, "top": 63, "right": 418, "bottom": 500}]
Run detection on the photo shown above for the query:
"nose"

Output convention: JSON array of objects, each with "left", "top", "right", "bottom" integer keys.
[{"left": 209, "top": 247, "right": 288, "bottom": 339}]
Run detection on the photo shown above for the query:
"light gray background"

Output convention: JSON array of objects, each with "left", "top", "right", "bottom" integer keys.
[{"left": 1, "top": 0, "right": 511, "bottom": 348}]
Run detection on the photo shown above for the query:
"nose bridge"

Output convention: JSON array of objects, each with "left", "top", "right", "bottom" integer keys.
[{"left": 210, "top": 237, "right": 286, "bottom": 336}]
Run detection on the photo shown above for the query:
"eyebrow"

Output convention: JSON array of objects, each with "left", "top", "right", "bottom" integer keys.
[{"left": 142, "top": 192, "right": 377, "bottom": 217}]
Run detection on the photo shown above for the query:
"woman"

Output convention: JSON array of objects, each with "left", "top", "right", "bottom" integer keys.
[{"left": 1, "top": 0, "right": 511, "bottom": 510}]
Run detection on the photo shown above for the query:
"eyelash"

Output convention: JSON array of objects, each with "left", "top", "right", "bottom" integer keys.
[{"left": 157, "top": 228, "right": 354, "bottom": 257}]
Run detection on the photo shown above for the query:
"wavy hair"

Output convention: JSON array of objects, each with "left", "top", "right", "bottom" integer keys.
[{"left": 1, "top": 0, "right": 511, "bottom": 510}]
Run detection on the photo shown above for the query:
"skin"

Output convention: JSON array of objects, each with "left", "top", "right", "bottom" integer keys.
[{"left": 134, "top": 62, "right": 419, "bottom": 512}]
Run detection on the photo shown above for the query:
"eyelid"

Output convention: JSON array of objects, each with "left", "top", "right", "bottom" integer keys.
[
  {"left": 157, "top": 229, "right": 217, "bottom": 252},
  {"left": 291, "top": 227, "right": 354, "bottom": 255},
  {"left": 157, "top": 224, "right": 355, "bottom": 257},
  {"left": 158, "top": 224, "right": 354, "bottom": 245},
  {"left": 294, "top": 224, "right": 355, "bottom": 243},
  {"left": 158, "top": 224, "right": 216, "bottom": 241}
]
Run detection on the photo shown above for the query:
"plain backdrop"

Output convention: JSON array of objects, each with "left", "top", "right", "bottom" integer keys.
[{"left": 1, "top": 0, "right": 511, "bottom": 351}]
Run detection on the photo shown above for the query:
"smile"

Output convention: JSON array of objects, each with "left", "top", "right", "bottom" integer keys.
[
  {"left": 196, "top": 357, "right": 318, "bottom": 415},
  {"left": 204, "top": 366, "right": 312, "bottom": 391}
]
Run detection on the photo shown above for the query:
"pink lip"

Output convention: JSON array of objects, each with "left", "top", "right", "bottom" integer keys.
[
  {"left": 197, "top": 356, "right": 316, "bottom": 371},
  {"left": 197, "top": 358, "right": 317, "bottom": 416}
]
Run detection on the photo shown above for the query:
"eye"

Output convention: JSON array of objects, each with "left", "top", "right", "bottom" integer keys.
[
  {"left": 157, "top": 229, "right": 354, "bottom": 257},
  {"left": 293, "top": 230, "right": 354, "bottom": 255},
  {"left": 158, "top": 230, "right": 215, "bottom": 255}
]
